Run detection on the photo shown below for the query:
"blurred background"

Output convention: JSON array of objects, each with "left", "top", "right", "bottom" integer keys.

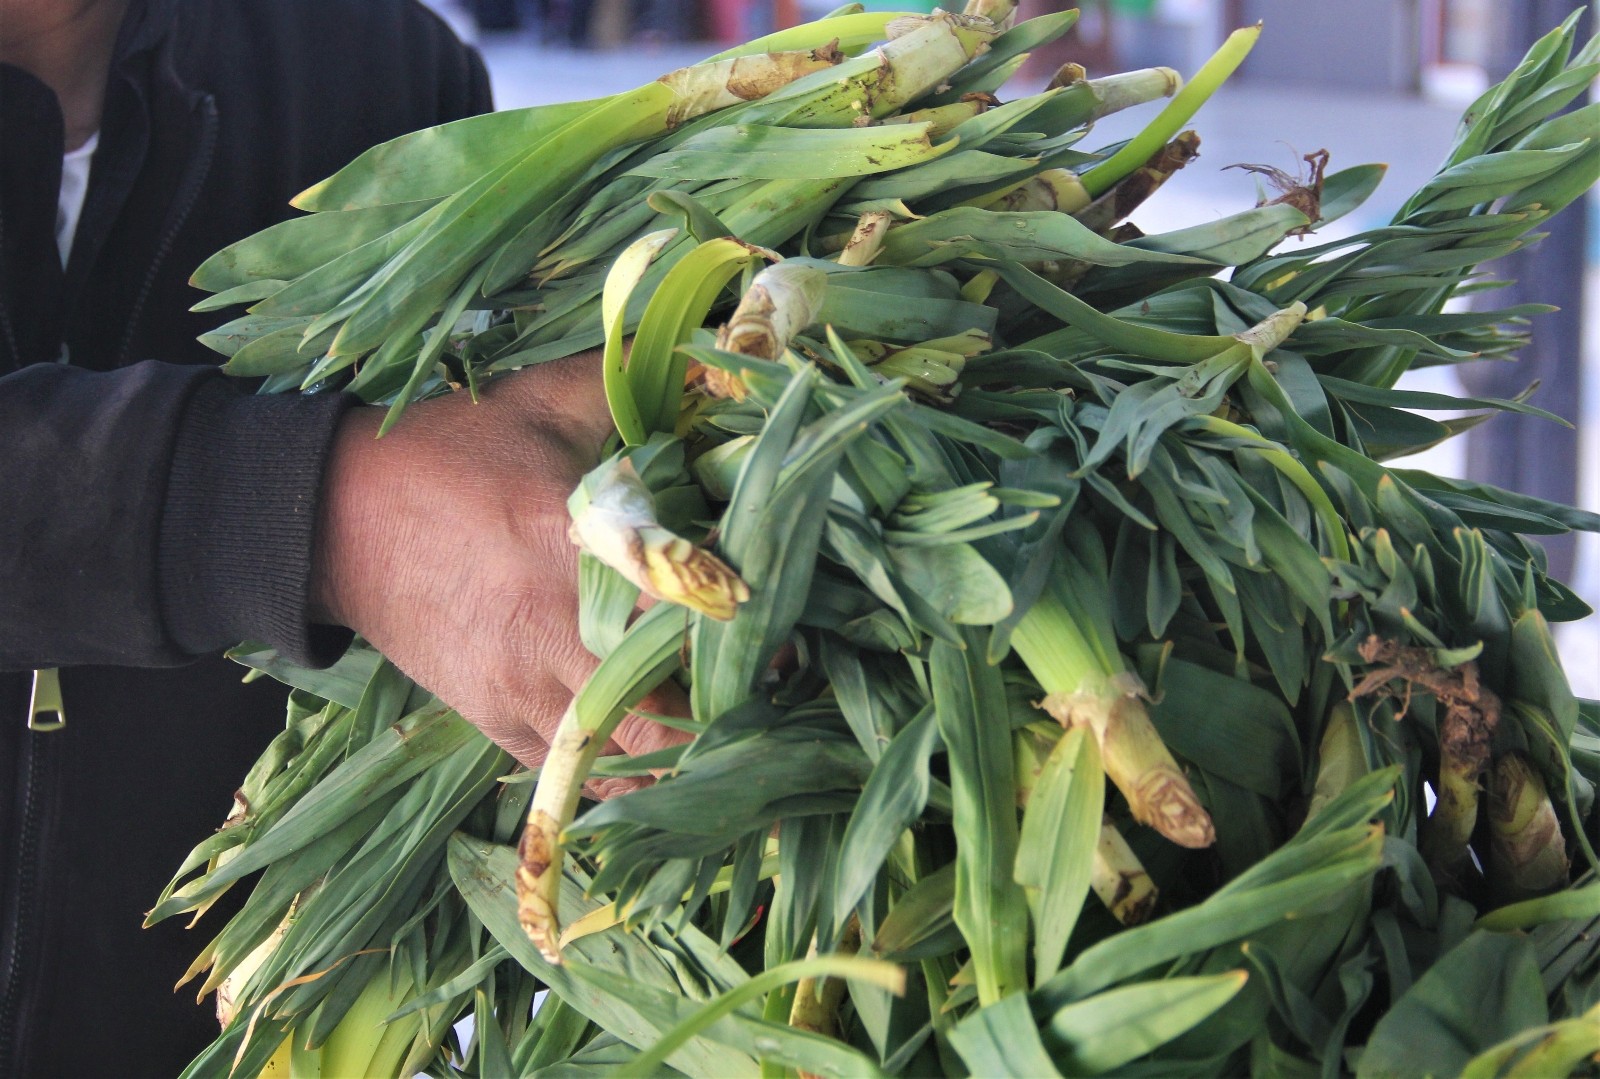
[{"left": 425, "top": 0, "right": 1598, "bottom": 689}]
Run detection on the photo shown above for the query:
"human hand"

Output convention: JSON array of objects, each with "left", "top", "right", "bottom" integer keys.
[{"left": 309, "top": 349, "right": 687, "bottom": 788}]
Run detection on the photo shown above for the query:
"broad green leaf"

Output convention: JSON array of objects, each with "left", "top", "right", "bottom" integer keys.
[
  {"left": 888, "top": 541, "right": 1013, "bottom": 625},
  {"left": 295, "top": 100, "right": 604, "bottom": 210},
  {"left": 932, "top": 629, "right": 1029, "bottom": 1004},
  {"left": 830, "top": 706, "right": 940, "bottom": 938},
  {"left": 613, "top": 955, "right": 901, "bottom": 1078},
  {"left": 1358, "top": 931, "right": 1547, "bottom": 1079},
  {"left": 1477, "top": 881, "right": 1600, "bottom": 932},
  {"left": 198, "top": 314, "right": 313, "bottom": 358},
  {"left": 1014, "top": 728, "right": 1101, "bottom": 985},
  {"left": 846, "top": 149, "right": 1040, "bottom": 204},
  {"left": 810, "top": 264, "right": 998, "bottom": 342},
  {"left": 880, "top": 207, "right": 1207, "bottom": 269},
  {"left": 1047, "top": 972, "right": 1249, "bottom": 1073},
  {"left": 629, "top": 122, "right": 950, "bottom": 180},
  {"left": 191, "top": 202, "right": 433, "bottom": 292},
  {"left": 1144, "top": 657, "right": 1299, "bottom": 799},
  {"left": 948, "top": 993, "right": 1064, "bottom": 1078}
]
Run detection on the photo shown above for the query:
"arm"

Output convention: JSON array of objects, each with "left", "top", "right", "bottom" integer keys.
[
  {"left": 0, "top": 360, "right": 351, "bottom": 671},
  {"left": 0, "top": 354, "right": 681, "bottom": 772}
]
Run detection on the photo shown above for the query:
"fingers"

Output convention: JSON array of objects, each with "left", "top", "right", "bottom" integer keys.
[
  {"left": 584, "top": 774, "right": 651, "bottom": 801},
  {"left": 610, "top": 679, "right": 693, "bottom": 757},
  {"left": 479, "top": 716, "right": 551, "bottom": 772}
]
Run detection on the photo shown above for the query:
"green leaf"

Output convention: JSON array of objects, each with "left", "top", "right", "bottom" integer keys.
[
  {"left": 613, "top": 955, "right": 902, "bottom": 1079},
  {"left": 1458, "top": 1004, "right": 1600, "bottom": 1079},
  {"left": 1357, "top": 931, "right": 1548, "bottom": 1079},
  {"left": 931, "top": 629, "right": 1029, "bottom": 1004},
  {"left": 628, "top": 237, "right": 761, "bottom": 439},
  {"left": 888, "top": 542, "right": 1013, "bottom": 625},
  {"left": 1014, "top": 728, "right": 1102, "bottom": 985},
  {"left": 810, "top": 264, "right": 998, "bottom": 342},
  {"left": 880, "top": 207, "right": 1207, "bottom": 269},
  {"left": 1046, "top": 972, "right": 1250, "bottom": 1073},
  {"left": 448, "top": 836, "right": 758, "bottom": 1077},
  {"left": 692, "top": 373, "right": 903, "bottom": 723},
  {"left": 227, "top": 644, "right": 382, "bottom": 710},
  {"left": 294, "top": 99, "right": 603, "bottom": 210},
  {"left": 191, "top": 202, "right": 433, "bottom": 292},
  {"left": 1038, "top": 820, "right": 1385, "bottom": 1007},
  {"left": 845, "top": 149, "right": 1040, "bottom": 204},
  {"left": 700, "top": 9, "right": 897, "bottom": 60},
  {"left": 198, "top": 314, "right": 313, "bottom": 359},
  {"left": 871, "top": 862, "right": 958, "bottom": 962},
  {"left": 948, "top": 993, "right": 1064, "bottom": 1078},
  {"left": 1144, "top": 657, "right": 1299, "bottom": 800},
  {"left": 830, "top": 706, "right": 940, "bottom": 938},
  {"left": 1476, "top": 881, "right": 1600, "bottom": 933},
  {"left": 629, "top": 122, "right": 950, "bottom": 180},
  {"left": 995, "top": 263, "right": 1236, "bottom": 361},
  {"left": 147, "top": 704, "right": 479, "bottom": 923}
]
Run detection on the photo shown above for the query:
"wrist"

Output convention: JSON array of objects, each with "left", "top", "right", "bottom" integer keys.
[{"left": 309, "top": 405, "right": 388, "bottom": 629}]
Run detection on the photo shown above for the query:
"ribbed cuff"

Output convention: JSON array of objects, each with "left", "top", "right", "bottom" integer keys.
[{"left": 158, "top": 380, "right": 357, "bottom": 667}]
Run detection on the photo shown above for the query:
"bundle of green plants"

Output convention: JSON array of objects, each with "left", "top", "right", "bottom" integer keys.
[{"left": 149, "top": 6, "right": 1600, "bottom": 1075}]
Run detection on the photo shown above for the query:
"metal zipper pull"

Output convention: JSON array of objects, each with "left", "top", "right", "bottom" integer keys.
[{"left": 26, "top": 669, "right": 65, "bottom": 731}]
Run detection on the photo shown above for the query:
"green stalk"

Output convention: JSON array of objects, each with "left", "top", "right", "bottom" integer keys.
[
  {"left": 1011, "top": 572, "right": 1216, "bottom": 849},
  {"left": 567, "top": 456, "right": 751, "bottom": 619},
  {"left": 975, "top": 169, "right": 1091, "bottom": 214},
  {"left": 1307, "top": 702, "right": 1367, "bottom": 822},
  {"left": 880, "top": 98, "right": 989, "bottom": 137},
  {"left": 837, "top": 210, "right": 895, "bottom": 267},
  {"left": 960, "top": 0, "right": 1018, "bottom": 29},
  {"left": 713, "top": 261, "right": 829, "bottom": 360},
  {"left": 656, "top": 44, "right": 851, "bottom": 126},
  {"left": 703, "top": 261, "right": 829, "bottom": 399},
  {"left": 518, "top": 604, "right": 685, "bottom": 962},
  {"left": 1093, "top": 818, "right": 1159, "bottom": 924},
  {"left": 1072, "top": 129, "right": 1200, "bottom": 234},
  {"left": 1081, "top": 25, "right": 1261, "bottom": 198},
  {"left": 788, "top": 920, "right": 862, "bottom": 1062},
  {"left": 762, "top": 11, "right": 998, "bottom": 129},
  {"left": 1487, "top": 752, "right": 1569, "bottom": 900},
  {"left": 1081, "top": 67, "right": 1185, "bottom": 121}
]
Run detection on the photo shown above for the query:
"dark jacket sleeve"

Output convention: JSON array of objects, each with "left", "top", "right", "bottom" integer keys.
[
  {"left": 0, "top": 0, "right": 491, "bottom": 677},
  {"left": 0, "top": 362, "right": 353, "bottom": 672}
]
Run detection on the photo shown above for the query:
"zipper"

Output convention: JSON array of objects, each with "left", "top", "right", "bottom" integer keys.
[
  {"left": 112, "top": 92, "right": 217, "bottom": 369},
  {"left": 0, "top": 91, "right": 219, "bottom": 1070},
  {"left": 0, "top": 210, "right": 22, "bottom": 371},
  {"left": 0, "top": 723, "right": 61, "bottom": 1074}
]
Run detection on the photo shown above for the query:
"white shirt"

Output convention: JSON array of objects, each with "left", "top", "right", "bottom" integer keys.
[{"left": 57, "top": 132, "right": 100, "bottom": 268}]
